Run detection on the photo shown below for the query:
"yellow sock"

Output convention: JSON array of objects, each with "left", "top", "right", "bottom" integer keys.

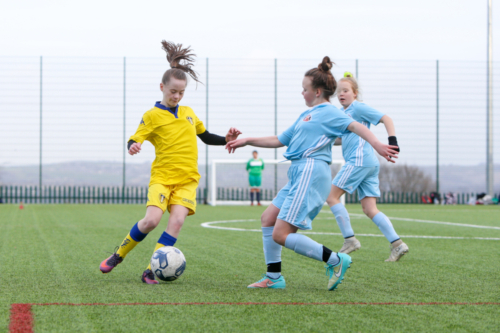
[
  {"left": 116, "top": 233, "right": 140, "bottom": 258},
  {"left": 146, "top": 243, "right": 166, "bottom": 270}
]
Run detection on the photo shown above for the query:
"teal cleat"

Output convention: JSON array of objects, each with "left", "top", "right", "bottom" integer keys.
[
  {"left": 325, "top": 253, "right": 352, "bottom": 291},
  {"left": 247, "top": 274, "right": 286, "bottom": 289}
]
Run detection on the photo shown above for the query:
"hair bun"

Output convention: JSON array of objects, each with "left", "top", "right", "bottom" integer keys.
[
  {"left": 318, "top": 56, "right": 333, "bottom": 72},
  {"left": 344, "top": 71, "right": 353, "bottom": 77}
]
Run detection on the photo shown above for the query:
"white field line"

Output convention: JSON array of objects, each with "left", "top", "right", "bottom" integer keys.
[
  {"left": 200, "top": 219, "right": 500, "bottom": 241},
  {"left": 319, "top": 211, "right": 500, "bottom": 230}
]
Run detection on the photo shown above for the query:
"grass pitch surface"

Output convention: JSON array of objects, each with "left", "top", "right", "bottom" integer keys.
[{"left": 1, "top": 204, "right": 499, "bottom": 332}]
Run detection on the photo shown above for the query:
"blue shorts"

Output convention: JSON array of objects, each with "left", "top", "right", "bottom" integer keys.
[
  {"left": 332, "top": 165, "right": 380, "bottom": 200},
  {"left": 272, "top": 158, "right": 331, "bottom": 230}
]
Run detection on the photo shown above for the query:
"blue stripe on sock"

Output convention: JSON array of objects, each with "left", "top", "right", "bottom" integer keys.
[
  {"left": 158, "top": 232, "right": 177, "bottom": 246},
  {"left": 130, "top": 222, "right": 148, "bottom": 242}
]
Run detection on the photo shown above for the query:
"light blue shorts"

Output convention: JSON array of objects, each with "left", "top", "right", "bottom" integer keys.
[
  {"left": 332, "top": 165, "right": 380, "bottom": 200},
  {"left": 272, "top": 158, "right": 331, "bottom": 230}
]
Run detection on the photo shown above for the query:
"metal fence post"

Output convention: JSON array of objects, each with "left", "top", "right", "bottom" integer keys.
[
  {"left": 487, "top": 0, "right": 494, "bottom": 195},
  {"left": 205, "top": 58, "right": 209, "bottom": 204},
  {"left": 355, "top": 59, "right": 358, "bottom": 78},
  {"left": 274, "top": 58, "right": 278, "bottom": 196},
  {"left": 122, "top": 57, "right": 126, "bottom": 203},
  {"left": 39, "top": 56, "right": 43, "bottom": 192},
  {"left": 436, "top": 60, "right": 440, "bottom": 193}
]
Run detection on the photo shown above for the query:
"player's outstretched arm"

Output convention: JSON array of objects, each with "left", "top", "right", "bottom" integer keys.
[
  {"left": 347, "top": 122, "right": 398, "bottom": 163},
  {"left": 379, "top": 115, "right": 400, "bottom": 152},
  {"left": 226, "top": 136, "right": 284, "bottom": 154},
  {"left": 197, "top": 127, "right": 242, "bottom": 146}
]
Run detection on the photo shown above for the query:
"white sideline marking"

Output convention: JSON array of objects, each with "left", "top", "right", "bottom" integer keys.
[
  {"left": 319, "top": 211, "right": 500, "bottom": 230},
  {"left": 200, "top": 219, "right": 500, "bottom": 241}
]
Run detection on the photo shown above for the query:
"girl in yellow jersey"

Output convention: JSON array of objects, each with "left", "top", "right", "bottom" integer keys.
[{"left": 100, "top": 41, "right": 241, "bottom": 284}]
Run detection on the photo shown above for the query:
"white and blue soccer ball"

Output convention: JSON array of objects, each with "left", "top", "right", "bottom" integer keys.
[{"left": 150, "top": 246, "right": 186, "bottom": 282}]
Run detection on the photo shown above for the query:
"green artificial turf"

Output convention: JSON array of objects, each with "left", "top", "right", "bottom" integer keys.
[{"left": 1, "top": 204, "right": 499, "bottom": 332}]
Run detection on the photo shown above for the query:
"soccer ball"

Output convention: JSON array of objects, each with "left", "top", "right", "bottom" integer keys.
[{"left": 150, "top": 246, "right": 186, "bottom": 282}]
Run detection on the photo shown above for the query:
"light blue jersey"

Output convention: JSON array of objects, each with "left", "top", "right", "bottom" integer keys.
[
  {"left": 278, "top": 103, "right": 354, "bottom": 163},
  {"left": 341, "top": 100, "right": 385, "bottom": 167}
]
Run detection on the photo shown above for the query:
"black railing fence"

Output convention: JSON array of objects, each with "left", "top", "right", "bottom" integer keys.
[{"left": 0, "top": 185, "right": 481, "bottom": 205}]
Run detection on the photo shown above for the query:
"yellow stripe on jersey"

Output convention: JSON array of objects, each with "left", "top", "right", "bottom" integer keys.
[{"left": 129, "top": 103, "right": 206, "bottom": 186}]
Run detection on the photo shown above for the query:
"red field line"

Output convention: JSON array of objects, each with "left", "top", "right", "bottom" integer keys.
[
  {"left": 9, "top": 304, "right": 33, "bottom": 333},
  {"left": 19, "top": 301, "right": 500, "bottom": 306},
  {"left": 9, "top": 302, "right": 499, "bottom": 333}
]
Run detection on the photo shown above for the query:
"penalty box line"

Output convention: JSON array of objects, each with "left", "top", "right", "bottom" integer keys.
[{"left": 9, "top": 302, "right": 500, "bottom": 332}]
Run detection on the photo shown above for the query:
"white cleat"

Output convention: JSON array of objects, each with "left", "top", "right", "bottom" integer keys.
[
  {"left": 339, "top": 237, "right": 361, "bottom": 254},
  {"left": 385, "top": 242, "right": 409, "bottom": 262}
]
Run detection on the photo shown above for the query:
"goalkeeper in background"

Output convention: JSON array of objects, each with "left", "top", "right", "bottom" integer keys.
[{"left": 246, "top": 150, "right": 264, "bottom": 206}]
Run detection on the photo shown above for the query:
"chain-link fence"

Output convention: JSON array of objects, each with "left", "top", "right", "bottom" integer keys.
[{"left": 1, "top": 57, "right": 499, "bottom": 198}]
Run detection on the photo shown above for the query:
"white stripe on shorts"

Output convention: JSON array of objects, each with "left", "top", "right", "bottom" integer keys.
[
  {"left": 285, "top": 158, "right": 314, "bottom": 223},
  {"left": 337, "top": 165, "right": 354, "bottom": 189},
  {"left": 285, "top": 158, "right": 312, "bottom": 222},
  {"left": 289, "top": 159, "right": 315, "bottom": 223}
]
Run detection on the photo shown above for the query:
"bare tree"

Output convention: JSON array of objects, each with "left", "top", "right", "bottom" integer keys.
[{"left": 379, "top": 162, "right": 434, "bottom": 193}]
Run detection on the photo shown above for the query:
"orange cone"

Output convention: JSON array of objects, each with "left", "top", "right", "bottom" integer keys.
[{"left": 19, "top": 201, "right": 24, "bottom": 210}]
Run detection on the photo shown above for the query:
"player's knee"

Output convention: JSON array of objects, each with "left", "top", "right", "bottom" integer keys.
[
  {"left": 260, "top": 212, "right": 274, "bottom": 227},
  {"left": 271, "top": 232, "right": 286, "bottom": 246},
  {"left": 326, "top": 196, "right": 339, "bottom": 206},
  {"left": 326, "top": 191, "right": 342, "bottom": 206},
  {"left": 140, "top": 216, "right": 161, "bottom": 232},
  {"left": 168, "top": 217, "right": 185, "bottom": 232},
  {"left": 362, "top": 205, "right": 378, "bottom": 219}
]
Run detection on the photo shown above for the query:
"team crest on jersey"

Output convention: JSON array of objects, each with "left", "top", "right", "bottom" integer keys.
[
  {"left": 140, "top": 118, "right": 145, "bottom": 125},
  {"left": 186, "top": 116, "right": 194, "bottom": 125},
  {"left": 303, "top": 115, "right": 312, "bottom": 122},
  {"left": 159, "top": 194, "right": 165, "bottom": 203}
]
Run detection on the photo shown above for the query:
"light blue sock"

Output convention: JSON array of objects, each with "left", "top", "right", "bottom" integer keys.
[
  {"left": 262, "top": 227, "right": 282, "bottom": 277},
  {"left": 330, "top": 203, "right": 354, "bottom": 238},
  {"left": 284, "top": 233, "right": 323, "bottom": 262},
  {"left": 372, "top": 212, "right": 400, "bottom": 243},
  {"left": 327, "top": 253, "right": 340, "bottom": 266}
]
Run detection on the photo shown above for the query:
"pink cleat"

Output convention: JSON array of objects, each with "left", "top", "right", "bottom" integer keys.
[
  {"left": 142, "top": 269, "right": 159, "bottom": 284},
  {"left": 100, "top": 251, "right": 123, "bottom": 273},
  {"left": 247, "top": 275, "right": 286, "bottom": 289}
]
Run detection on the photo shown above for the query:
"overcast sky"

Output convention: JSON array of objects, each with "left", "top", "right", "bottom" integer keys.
[{"left": 1, "top": 0, "right": 499, "bottom": 61}]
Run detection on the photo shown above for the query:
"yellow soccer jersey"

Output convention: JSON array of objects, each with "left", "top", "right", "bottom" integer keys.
[{"left": 129, "top": 102, "right": 206, "bottom": 186}]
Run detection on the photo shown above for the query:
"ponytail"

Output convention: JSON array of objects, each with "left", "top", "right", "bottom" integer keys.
[
  {"left": 160, "top": 40, "right": 201, "bottom": 85},
  {"left": 304, "top": 56, "right": 337, "bottom": 100}
]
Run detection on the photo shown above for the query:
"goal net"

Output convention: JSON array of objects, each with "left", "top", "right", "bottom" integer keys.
[{"left": 210, "top": 159, "right": 345, "bottom": 206}]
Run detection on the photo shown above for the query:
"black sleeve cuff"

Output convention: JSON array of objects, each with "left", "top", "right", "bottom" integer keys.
[
  {"left": 127, "top": 140, "right": 136, "bottom": 150},
  {"left": 197, "top": 130, "right": 227, "bottom": 145},
  {"left": 388, "top": 136, "right": 399, "bottom": 152}
]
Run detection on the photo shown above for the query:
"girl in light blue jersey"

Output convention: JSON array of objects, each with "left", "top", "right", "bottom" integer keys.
[
  {"left": 226, "top": 58, "right": 398, "bottom": 291},
  {"left": 326, "top": 73, "right": 409, "bottom": 262}
]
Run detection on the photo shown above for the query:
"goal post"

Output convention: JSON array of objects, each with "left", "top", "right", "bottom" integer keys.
[{"left": 210, "top": 159, "right": 345, "bottom": 206}]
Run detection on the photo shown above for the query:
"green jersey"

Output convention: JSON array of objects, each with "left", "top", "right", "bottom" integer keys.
[{"left": 246, "top": 158, "right": 265, "bottom": 176}]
